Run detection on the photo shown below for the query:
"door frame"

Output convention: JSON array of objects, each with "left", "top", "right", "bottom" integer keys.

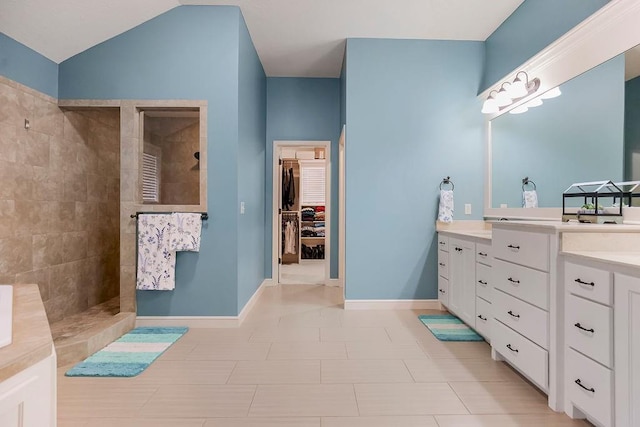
[{"left": 272, "top": 140, "right": 331, "bottom": 284}]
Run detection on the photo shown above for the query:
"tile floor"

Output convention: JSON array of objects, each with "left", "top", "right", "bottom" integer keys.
[
  {"left": 57, "top": 285, "right": 591, "bottom": 427},
  {"left": 279, "top": 261, "right": 325, "bottom": 285}
]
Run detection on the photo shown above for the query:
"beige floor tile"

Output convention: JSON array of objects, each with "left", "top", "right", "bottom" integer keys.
[
  {"left": 249, "top": 384, "right": 359, "bottom": 417},
  {"left": 204, "top": 418, "right": 320, "bottom": 426},
  {"left": 157, "top": 342, "right": 197, "bottom": 360},
  {"left": 134, "top": 360, "right": 236, "bottom": 384},
  {"left": 418, "top": 337, "right": 492, "bottom": 359},
  {"left": 354, "top": 383, "right": 468, "bottom": 416},
  {"left": 321, "top": 327, "right": 391, "bottom": 342},
  {"left": 186, "top": 343, "right": 271, "bottom": 360},
  {"left": 404, "top": 358, "right": 523, "bottom": 382},
  {"left": 279, "top": 311, "right": 342, "bottom": 328},
  {"left": 58, "top": 384, "right": 159, "bottom": 418},
  {"left": 321, "top": 415, "right": 439, "bottom": 427},
  {"left": 87, "top": 419, "right": 206, "bottom": 426},
  {"left": 340, "top": 311, "right": 409, "bottom": 328},
  {"left": 449, "top": 381, "right": 551, "bottom": 414},
  {"left": 268, "top": 342, "right": 348, "bottom": 360},
  {"left": 321, "top": 360, "right": 414, "bottom": 383},
  {"left": 179, "top": 328, "right": 256, "bottom": 344},
  {"left": 249, "top": 327, "right": 320, "bottom": 342},
  {"left": 434, "top": 414, "right": 592, "bottom": 426},
  {"left": 384, "top": 327, "right": 430, "bottom": 343},
  {"left": 58, "top": 420, "right": 89, "bottom": 427},
  {"left": 228, "top": 360, "right": 320, "bottom": 384},
  {"left": 346, "top": 342, "right": 428, "bottom": 359},
  {"left": 138, "top": 385, "right": 256, "bottom": 418}
]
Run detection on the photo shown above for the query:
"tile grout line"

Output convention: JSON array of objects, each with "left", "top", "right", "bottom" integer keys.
[{"left": 445, "top": 381, "right": 472, "bottom": 416}]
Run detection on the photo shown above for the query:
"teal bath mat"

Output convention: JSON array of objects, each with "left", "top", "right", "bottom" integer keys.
[
  {"left": 419, "top": 314, "right": 484, "bottom": 342},
  {"left": 65, "top": 326, "right": 188, "bottom": 377}
]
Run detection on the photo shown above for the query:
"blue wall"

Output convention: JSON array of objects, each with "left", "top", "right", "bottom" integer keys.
[
  {"left": 492, "top": 55, "right": 625, "bottom": 208},
  {"left": 237, "top": 15, "right": 267, "bottom": 312},
  {"left": 625, "top": 75, "right": 640, "bottom": 182},
  {"left": 344, "top": 38, "right": 485, "bottom": 300},
  {"left": 59, "top": 6, "right": 258, "bottom": 316},
  {"left": 0, "top": 33, "right": 58, "bottom": 98},
  {"left": 481, "top": 0, "right": 609, "bottom": 92},
  {"left": 265, "top": 78, "right": 341, "bottom": 279}
]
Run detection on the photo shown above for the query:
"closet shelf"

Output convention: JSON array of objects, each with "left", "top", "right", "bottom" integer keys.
[{"left": 301, "top": 236, "right": 325, "bottom": 239}]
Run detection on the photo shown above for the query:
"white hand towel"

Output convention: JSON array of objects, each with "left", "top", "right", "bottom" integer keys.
[
  {"left": 170, "top": 213, "right": 202, "bottom": 252},
  {"left": 438, "top": 190, "right": 454, "bottom": 223},
  {"left": 522, "top": 190, "right": 539, "bottom": 208},
  {"left": 136, "top": 214, "right": 177, "bottom": 291}
]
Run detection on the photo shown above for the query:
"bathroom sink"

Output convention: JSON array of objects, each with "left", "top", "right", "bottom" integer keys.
[{"left": 0, "top": 285, "right": 13, "bottom": 349}]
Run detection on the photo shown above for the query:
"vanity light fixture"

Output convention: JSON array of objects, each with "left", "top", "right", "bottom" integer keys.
[
  {"left": 508, "top": 71, "right": 531, "bottom": 98},
  {"left": 481, "top": 90, "right": 500, "bottom": 114},
  {"left": 509, "top": 105, "right": 529, "bottom": 115},
  {"left": 494, "top": 82, "right": 513, "bottom": 107},
  {"left": 524, "top": 98, "right": 543, "bottom": 108}
]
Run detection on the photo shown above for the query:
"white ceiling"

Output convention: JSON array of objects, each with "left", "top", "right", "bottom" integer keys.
[{"left": 0, "top": 0, "right": 524, "bottom": 77}]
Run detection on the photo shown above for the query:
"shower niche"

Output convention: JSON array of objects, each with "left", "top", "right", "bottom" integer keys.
[{"left": 140, "top": 108, "right": 201, "bottom": 205}]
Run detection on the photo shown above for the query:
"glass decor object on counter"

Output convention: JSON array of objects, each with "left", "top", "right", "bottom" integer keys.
[{"left": 562, "top": 180, "right": 625, "bottom": 224}]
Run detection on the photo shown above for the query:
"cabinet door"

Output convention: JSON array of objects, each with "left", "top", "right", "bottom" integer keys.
[
  {"left": 448, "top": 238, "right": 476, "bottom": 325},
  {"left": 615, "top": 273, "right": 640, "bottom": 427},
  {"left": 438, "top": 275, "right": 449, "bottom": 307}
]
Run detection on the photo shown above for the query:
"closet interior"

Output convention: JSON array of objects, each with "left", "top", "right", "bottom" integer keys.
[{"left": 279, "top": 146, "right": 327, "bottom": 285}]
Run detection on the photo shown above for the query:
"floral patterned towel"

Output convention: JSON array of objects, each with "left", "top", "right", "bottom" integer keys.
[
  {"left": 522, "top": 190, "right": 539, "bottom": 208},
  {"left": 438, "top": 190, "right": 454, "bottom": 223},
  {"left": 136, "top": 214, "right": 177, "bottom": 291},
  {"left": 170, "top": 213, "right": 202, "bottom": 252}
]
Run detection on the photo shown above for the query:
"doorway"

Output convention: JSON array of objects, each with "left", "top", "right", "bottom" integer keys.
[{"left": 273, "top": 141, "right": 331, "bottom": 285}]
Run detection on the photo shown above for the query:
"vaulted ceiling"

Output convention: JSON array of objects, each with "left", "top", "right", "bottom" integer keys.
[{"left": 0, "top": 0, "right": 524, "bottom": 77}]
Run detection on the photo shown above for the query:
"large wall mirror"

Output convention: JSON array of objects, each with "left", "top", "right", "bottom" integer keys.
[{"left": 488, "top": 44, "right": 640, "bottom": 211}]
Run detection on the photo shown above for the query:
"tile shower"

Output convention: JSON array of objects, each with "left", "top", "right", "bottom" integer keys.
[{"left": 0, "top": 76, "right": 120, "bottom": 327}]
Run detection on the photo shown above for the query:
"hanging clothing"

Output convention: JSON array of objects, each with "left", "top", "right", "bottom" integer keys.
[{"left": 282, "top": 166, "right": 296, "bottom": 210}]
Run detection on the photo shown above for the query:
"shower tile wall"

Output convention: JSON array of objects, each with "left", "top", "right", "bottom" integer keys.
[
  {"left": 144, "top": 116, "right": 200, "bottom": 205},
  {"left": 0, "top": 76, "right": 120, "bottom": 323}
]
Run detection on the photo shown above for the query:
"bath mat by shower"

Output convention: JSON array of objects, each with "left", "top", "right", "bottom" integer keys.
[
  {"left": 65, "top": 326, "right": 188, "bottom": 377},
  {"left": 418, "top": 314, "right": 484, "bottom": 342}
]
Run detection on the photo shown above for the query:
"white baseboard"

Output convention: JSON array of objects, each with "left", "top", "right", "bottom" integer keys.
[
  {"left": 136, "top": 279, "right": 269, "bottom": 328},
  {"left": 344, "top": 299, "right": 441, "bottom": 310},
  {"left": 327, "top": 278, "right": 342, "bottom": 287}
]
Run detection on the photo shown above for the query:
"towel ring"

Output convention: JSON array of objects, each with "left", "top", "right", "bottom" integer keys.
[
  {"left": 522, "top": 177, "right": 537, "bottom": 191},
  {"left": 440, "top": 176, "right": 454, "bottom": 190}
]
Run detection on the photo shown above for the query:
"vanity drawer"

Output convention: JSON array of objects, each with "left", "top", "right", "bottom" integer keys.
[
  {"left": 476, "top": 242, "right": 492, "bottom": 266},
  {"left": 438, "top": 275, "right": 449, "bottom": 308},
  {"left": 493, "top": 289, "right": 549, "bottom": 349},
  {"left": 567, "top": 348, "right": 613, "bottom": 427},
  {"left": 566, "top": 294, "right": 613, "bottom": 368},
  {"left": 565, "top": 261, "right": 612, "bottom": 306},
  {"left": 492, "top": 318, "right": 548, "bottom": 390},
  {"left": 476, "top": 263, "right": 492, "bottom": 302},
  {"left": 475, "top": 297, "right": 491, "bottom": 339},
  {"left": 438, "top": 250, "right": 449, "bottom": 279},
  {"left": 493, "top": 259, "right": 549, "bottom": 310},
  {"left": 437, "top": 234, "right": 449, "bottom": 252},
  {"left": 493, "top": 228, "right": 549, "bottom": 272}
]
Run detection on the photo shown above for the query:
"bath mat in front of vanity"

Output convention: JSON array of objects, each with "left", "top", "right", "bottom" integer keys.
[
  {"left": 65, "top": 326, "right": 188, "bottom": 377},
  {"left": 418, "top": 314, "right": 484, "bottom": 342}
]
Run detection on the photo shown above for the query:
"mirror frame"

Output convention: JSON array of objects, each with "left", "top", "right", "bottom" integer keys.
[{"left": 482, "top": 0, "right": 640, "bottom": 220}]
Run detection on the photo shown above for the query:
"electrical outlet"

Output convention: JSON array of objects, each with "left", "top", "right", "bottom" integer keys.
[
  {"left": 240, "top": 202, "right": 245, "bottom": 214},
  {"left": 464, "top": 204, "right": 472, "bottom": 215},
  {"left": 500, "top": 204, "right": 508, "bottom": 208}
]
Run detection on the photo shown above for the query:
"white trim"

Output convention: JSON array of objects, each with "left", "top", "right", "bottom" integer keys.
[
  {"left": 135, "top": 280, "right": 269, "bottom": 328},
  {"left": 483, "top": 0, "right": 640, "bottom": 217},
  {"left": 327, "top": 278, "right": 341, "bottom": 287},
  {"left": 272, "top": 141, "right": 331, "bottom": 285},
  {"left": 344, "top": 299, "right": 441, "bottom": 310},
  {"left": 338, "top": 125, "right": 346, "bottom": 296}
]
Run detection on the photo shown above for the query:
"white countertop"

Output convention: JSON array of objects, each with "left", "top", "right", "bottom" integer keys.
[
  {"left": 491, "top": 220, "right": 640, "bottom": 233},
  {"left": 438, "top": 229, "right": 492, "bottom": 241},
  {"left": 561, "top": 251, "right": 640, "bottom": 270}
]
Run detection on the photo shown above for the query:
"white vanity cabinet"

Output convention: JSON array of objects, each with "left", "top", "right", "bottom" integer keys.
[
  {"left": 474, "top": 242, "right": 493, "bottom": 340},
  {"left": 491, "top": 225, "right": 556, "bottom": 405},
  {"left": 614, "top": 273, "right": 640, "bottom": 427},
  {"left": 0, "top": 351, "right": 56, "bottom": 427},
  {"left": 437, "top": 235, "right": 449, "bottom": 307},
  {"left": 448, "top": 237, "right": 476, "bottom": 326}
]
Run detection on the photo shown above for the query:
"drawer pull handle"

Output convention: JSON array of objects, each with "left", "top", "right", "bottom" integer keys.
[
  {"left": 439, "top": 263, "right": 446, "bottom": 267},
  {"left": 507, "top": 310, "right": 520, "bottom": 319},
  {"left": 478, "top": 252, "right": 487, "bottom": 257},
  {"left": 455, "top": 247, "right": 462, "bottom": 252},
  {"left": 507, "top": 277, "right": 520, "bottom": 284},
  {"left": 507, "top": 244, "right": 520, "bottom": 250},
  {"left": 477, "top": 315, "right": 487, "bottom": 321},
  {"left": 575, "top": 278, "right": 595, "bottom": 287},
  {"left": 478, "top": 280, "right": 487, "bottom": 285},
  {"left": 439, "top": 289, "right": 446, "bottom": 294},
  {"left": 575, "top": 379, "right": 595, "bottom": 393},
  {"left": 439, "top": 241, "right": 446, "bottom": 245},
  {"left": 574, "top": 323, "right": 595, "bottom": 333},
  {"left": 506, "top": 344, "right": 519, "bottom": 353}
]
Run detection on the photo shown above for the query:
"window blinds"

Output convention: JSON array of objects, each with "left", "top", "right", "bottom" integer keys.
[
  {"left": 142, "top": 152, "right": 159, "bottom": 202},
  {"left": 301, "top": 164, "right": 325, "bottom": 205}
]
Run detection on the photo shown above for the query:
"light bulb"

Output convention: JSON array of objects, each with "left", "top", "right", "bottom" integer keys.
[
  {"left": 481, "top": 97, "right": 499, "bottom": 114},
  {"left": 508, "top": 77, "right": 528, "bottom": 98},
  {"left": 495, "top": 86, "right": 512, "bottom": 107}
]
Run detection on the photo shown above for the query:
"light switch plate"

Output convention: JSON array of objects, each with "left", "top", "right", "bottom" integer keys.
[
  {"left": 464, "top": 204, "right": 471, "bottom": 215},
  {"left": 240, "top": 202, "right": 245, "bottom": 214}
]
